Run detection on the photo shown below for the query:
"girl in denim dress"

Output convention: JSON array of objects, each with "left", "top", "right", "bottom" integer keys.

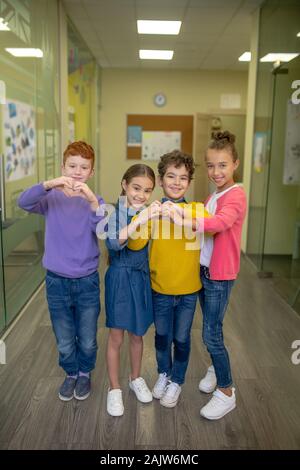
[{"left": 105, "top": 164, "right": 161, "bottom": 417}]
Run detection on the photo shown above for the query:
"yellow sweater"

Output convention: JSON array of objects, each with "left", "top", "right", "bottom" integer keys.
[{"left": 128, "top": 202, "right": 210, "bottom": 295}]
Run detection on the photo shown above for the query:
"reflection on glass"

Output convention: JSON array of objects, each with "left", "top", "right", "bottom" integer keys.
[
  {"left": 0, "top": 0, "right": 60, "bottom": 329},
  {"left": 247, "top": 0, "right": 300, "bottom": 315}
]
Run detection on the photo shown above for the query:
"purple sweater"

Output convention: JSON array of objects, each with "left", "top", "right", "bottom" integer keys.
[{"left": 18, "top": 183, "right": 105, "bottom": 278}]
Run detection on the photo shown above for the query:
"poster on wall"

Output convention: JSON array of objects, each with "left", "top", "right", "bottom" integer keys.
[
  {"left": 142, "top": 131, "right": 181, "bottom": 161},
  {"left": 253, "top": 131, "right": 267, "bottom": 173},
  {"left": 127, "top": 126, "right": 142, "bottom": 147},
  {"left": 283, "top": 100, "right": 300, "bottom": 185},
  {"left": 3, "top": 99, "right": 36, "bottom": 181},
  {"left": 68, "top": 107, "right": 76, "bottom": 143}
]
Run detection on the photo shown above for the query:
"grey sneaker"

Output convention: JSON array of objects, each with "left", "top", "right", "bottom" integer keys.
[
  {"left": 74, "top": 374, "right": 91, "bottom": 400},
  {"left": 59, "top": 376, "right": 77, "bottom": 401}
]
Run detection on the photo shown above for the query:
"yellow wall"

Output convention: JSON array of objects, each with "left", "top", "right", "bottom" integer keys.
[
  {"left": 68, "top": 61, "right": 96, "bottom": 145},
  {"left": 99, "top": 68, "right": 248, "bottom": 203}
]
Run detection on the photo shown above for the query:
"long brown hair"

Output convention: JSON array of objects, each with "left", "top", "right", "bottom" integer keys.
[{"left": 121, "top": 164, "right": 155, "bottom": 195}]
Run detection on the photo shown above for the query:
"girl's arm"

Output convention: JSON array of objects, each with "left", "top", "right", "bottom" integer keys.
[
  {"left": 106, "top": 201, "right": 161, "bottom": 252},
  {"left": 196, "top": 197, "right": 245, "bottom": 233},
  {"left": 164, "top": 196, "right": 245, "bottom": 233},
  {"left": 119, "top": 202, "right": 161, "bottom": 245}
]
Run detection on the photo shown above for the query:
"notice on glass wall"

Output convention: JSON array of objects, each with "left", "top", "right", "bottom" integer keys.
[
  {"left": 142, "top": 131, "right": 181, "bottom": 161},
  {"left": 283, "top": 100, "right": 300, "bottom": 185},
  {"left": 3, "top": 99, "right": 36, "bottom": 181},
  {"left": 253, "top": 131, "right": 267, "bottom": 173}
]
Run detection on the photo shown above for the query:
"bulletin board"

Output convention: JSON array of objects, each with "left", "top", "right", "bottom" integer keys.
[
  {"left": 3, "top": 99, "right": 36, "bottom": 181},
  {"left": 127, "top": 114, "right": 193, "bottom": 159}
]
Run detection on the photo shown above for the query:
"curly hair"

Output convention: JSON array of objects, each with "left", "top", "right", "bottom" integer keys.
[
  {"left": 157, "top": 150, "right": 195, "bottom": 181},
  {"left": 63, "top": 141, "right": 95, "bottom": 168},
  {"left": 207, "top": 131, "right": 238, "bottom": 162}
]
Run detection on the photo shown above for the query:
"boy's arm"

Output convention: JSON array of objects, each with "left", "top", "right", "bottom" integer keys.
[
  {"left": 18, "top": 176, "right": 80, "bottom": 215},
  {"left": 90, "top": 197, "right": 106, "bottom": 234},
  {"left": 164, "top": 201, "right": 214, "bottom": 234},
  {"left": 18, "top": 182, "right": 50, "bottom": 215}
]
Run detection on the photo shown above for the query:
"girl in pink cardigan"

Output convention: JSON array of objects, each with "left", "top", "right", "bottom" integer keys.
[{"left": 166, "top": 131, "right": 246, "bottom": 420}]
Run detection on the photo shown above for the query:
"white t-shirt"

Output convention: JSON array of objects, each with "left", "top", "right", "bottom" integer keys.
[{"left": 200, "top": 184, "right": 239, "bottom": 268}]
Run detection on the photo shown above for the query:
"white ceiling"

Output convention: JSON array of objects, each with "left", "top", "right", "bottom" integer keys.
[{"left": 62, "top": 0, "right": 264, "bottom": 70}]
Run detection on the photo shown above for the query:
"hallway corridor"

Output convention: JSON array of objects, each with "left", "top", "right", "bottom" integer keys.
[{"left": 0, "top": 255, "right": 300, "bottom": 450}]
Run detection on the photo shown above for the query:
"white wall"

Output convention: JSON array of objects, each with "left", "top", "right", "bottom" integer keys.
[{"left": 99, "top": 68, "right": 248, "bottom": 203}]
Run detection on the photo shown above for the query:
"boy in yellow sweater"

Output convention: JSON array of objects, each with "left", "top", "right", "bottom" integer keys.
[{"left": 128, "top": 150, "right": 209, "bottom": 407}]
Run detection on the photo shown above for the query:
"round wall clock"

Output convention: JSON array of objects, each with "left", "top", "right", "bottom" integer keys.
[{"left": 153, "top": 93, "right": 167, "bottom": 107}]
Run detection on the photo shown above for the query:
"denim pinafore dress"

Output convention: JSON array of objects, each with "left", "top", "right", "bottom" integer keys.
[{"left": 105, "top": 201, "right": 153, "bottom": 336}]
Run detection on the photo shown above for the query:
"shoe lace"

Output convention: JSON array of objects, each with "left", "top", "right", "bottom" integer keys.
[
  {"left": 209, "top": 394, "right": 224, "bottom": 408},
  {"left": 133, "top": 377, "right": 148, "bottom": 393},
  {"left": 156, "top": 373, "right": 168, "bottom": 388},
  {"left": 165, "top": 382, "right": 179, "bottom": 398},
  {"left": 110, "top": 390, "right": 122, "bottom": 405},
  {"left": 208, "top": 389, "right": 232, "bottom": 408}
]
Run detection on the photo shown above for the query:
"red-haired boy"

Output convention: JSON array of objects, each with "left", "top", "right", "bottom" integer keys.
[{"left": 18, "top": 141, "right": 105, "bottom": 401}]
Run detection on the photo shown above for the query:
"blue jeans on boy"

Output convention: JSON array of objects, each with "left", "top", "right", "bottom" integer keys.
[
  {"left": 46, "top": 270, "right": 100, "bottom": 376},
  {"left": 152, "top": 291, "right": 198, "bottom": 385},
  {"left": 199, "top": 266, "right": 234, "bottom": 388}
]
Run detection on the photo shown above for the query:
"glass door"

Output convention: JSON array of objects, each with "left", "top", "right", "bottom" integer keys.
[
  {"left": 0, "top": 0, "right": 60, "bottom": 331},
  {"left": 0, "top": 199, "right": 6, "bottom": 334},
  {"left": 261, "top": 56, "right": 300, "bottom": 313}
]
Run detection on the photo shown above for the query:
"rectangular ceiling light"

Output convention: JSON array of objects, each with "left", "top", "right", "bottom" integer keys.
[
  {"left": 297, "top": 32, "right": 300, "bottom": 37},
  {"left": 5, "top": 48, "right": 43, "bottom": 57},
  {"left": 139, "top": 49, "right": 174, "bottom": 60},
  {"left": 238, "top": 51, "right": 251, "bottom": 62},
  {"left": 0, "top": 17, "right": 10, "bottom": 31},
  {"left": 260, "top": 53, "right": 299, "bottom": 62},
  {"left": 137, "top": 20, "right": 181, "bottom": 35}
]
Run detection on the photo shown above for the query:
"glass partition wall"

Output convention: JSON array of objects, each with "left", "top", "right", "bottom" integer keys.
[
  {"left": 0, "top": 0, "right": 60, "bottom": 332},
  {"left": 247, "top": 0, "right": 300, "bottom": 314},
  {"left": 67, "top": 20, "right": 98, "bottom": 192}
]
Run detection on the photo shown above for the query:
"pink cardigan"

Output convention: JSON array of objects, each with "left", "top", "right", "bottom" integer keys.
[{"left": 197, "top": 186, "right": 247, "bottom": 280}]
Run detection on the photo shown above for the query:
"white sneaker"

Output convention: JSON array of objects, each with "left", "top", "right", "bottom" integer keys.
[
  {"left": 107, "top": 388, "right": 124, "bottom": 417},
  {"left": 129, "top": 377, "right": 153, "bottom": 403},
  {"left": 160, "top": 381, "right": 181, "bottom": 408},
  {"left": 200, "top": 387, "right": 236, "bottom": 420},
  {"left": 199, "top": 365, "right": 217, "bottom": 393},
  {"left": 152, "top": 373, "right": 169, "bottom": 399}
]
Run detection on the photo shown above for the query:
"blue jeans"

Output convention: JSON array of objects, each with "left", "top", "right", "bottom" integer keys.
[
  {"left": 199, "top": 266, "right": 234, "bottom": 388},
  {"left": 152, "top": 291, "right": 198, "bottom": 385},
  {"left": 46, "top": 270, "right": 100, "bottom": 375}
]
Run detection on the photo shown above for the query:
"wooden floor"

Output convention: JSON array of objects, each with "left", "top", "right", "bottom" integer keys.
[{"left": 1, "top": 255, "right": 300, "bottom": 450}]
